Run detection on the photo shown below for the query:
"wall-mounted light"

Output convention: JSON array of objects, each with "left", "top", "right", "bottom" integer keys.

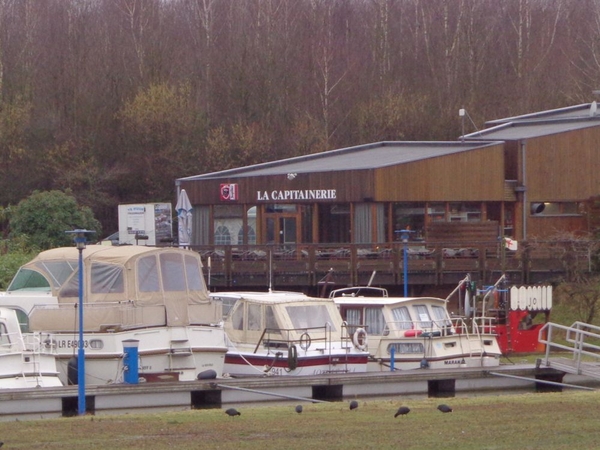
[{"left": 531, "top": 203, "right": 545, "bottom": 215}]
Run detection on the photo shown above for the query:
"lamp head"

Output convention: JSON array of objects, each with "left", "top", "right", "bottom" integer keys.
[{"left": 65, "top": 229, "right": 95, "bottom": 250}]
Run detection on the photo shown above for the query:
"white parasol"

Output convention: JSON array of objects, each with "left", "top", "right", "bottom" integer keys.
[{"left": 176, "top": 189, "right": 193, "bottom": 248}]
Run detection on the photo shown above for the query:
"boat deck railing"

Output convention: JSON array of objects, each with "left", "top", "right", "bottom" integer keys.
[
  {"left": 538, "top": 321, "right": 600, "bottom": 380},
  {"left": 254, "top": 323, "right": 349, "bottom": 354}
]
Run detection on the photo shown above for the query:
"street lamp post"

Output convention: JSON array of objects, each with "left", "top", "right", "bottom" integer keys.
[
  {"left": 65, "top": 229, "right": 94, "bottom": 416},
  {"left": 399, "top": 229, "right": 414, "bottom": 297}
]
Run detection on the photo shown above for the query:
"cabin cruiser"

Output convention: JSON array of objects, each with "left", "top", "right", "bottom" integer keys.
[
  {"left": 330, "top": 285, "right": 502, "bottom": 371},
  {"left": 0, "top": 307, "right": 63, "bottom": 389},
  {"left": 0, "top": 246, "right": 227, "bottom": 385},
  {"left": 211, "top": 290, "right": 370, "bottom": 376}
]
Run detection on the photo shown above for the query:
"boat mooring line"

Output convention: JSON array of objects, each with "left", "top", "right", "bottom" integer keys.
[
  {"left": 215, "top": 384, "right": 330, "bottom": 403},
  {"left": 488, "top": 372, "right": 596, "bottom": 391}
]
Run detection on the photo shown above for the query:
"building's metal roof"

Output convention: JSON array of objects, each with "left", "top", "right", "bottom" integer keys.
[
  {"left": 178, "top": 141, "right": 501, "bottom": 181},
  {"left": 485, "top": 103, "right": 598, "bottom": 125},
  {"left": 463, "top": 118, "right": 600, "bottom": 141}
]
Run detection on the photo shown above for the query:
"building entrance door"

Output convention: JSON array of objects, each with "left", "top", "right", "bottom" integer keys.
[{"left": 265, "top": 214, "right": 299, "bottom": 246}]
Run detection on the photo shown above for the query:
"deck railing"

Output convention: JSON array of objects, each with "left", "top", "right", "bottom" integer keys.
[{"left": 194, "top": 240, "right": 590, "bottom": 291}]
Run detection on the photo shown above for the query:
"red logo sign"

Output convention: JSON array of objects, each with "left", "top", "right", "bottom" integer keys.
[{"left": 220, "top": 183, "right": 238, "bottom": 201}]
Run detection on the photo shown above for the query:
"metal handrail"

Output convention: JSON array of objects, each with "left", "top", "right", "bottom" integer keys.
[{"left": 539, "top": 321, "right": 600, "bottom": 374}]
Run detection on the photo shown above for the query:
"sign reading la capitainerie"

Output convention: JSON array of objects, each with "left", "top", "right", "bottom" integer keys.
[
  {"left": 257, "top": 189, "right": 337, "bottom": 201},
  {"left": 219, "top": 183, "right": 337, "bottom": 202}
]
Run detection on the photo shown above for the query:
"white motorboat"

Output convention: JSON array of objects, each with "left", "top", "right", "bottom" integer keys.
[
  {"left": 0, "top": 307, "right": 63, "bottom": 389},
  {"left": 0, "top": 246, "right": 227, "bottom": 385},
  {"left": 330, "top": 286, "right": 501, "bottom": 371},
  {"left": 211, "top": 290, "right": 370, "bottom": 377}
]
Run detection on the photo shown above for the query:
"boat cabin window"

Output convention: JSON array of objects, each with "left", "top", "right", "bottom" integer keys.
[
  {"left": 431, "top": 305, "right": 451, "bottom": 327},
  {"left": 365, "top": 307, "right": 385, "bottom": 335},
  {"left": 342, "top": 307, "right": 385, "bottom": 334},
  {"left": 286, "top": 305, "right": 336, "bottom": 331},
  {"left": 247, "top": 303, "right": 261, "bottom": 330},
  {"left": 160, "top": 253, "right": 186, "bottom": 291},
  {"left": 413, "top": 305, "right": 432, "bottom": 328},
  {"left": 138, "top": 256, "right": 160, "bottom": 292},
  {"left": 390, "top": 306, "right": 412, "bottom": 330},
  {"left": 387, "top": 342, "right": 424, "bottom": 355},
  {"left": 0, "top": 323, "right": 9, "bottom": 348},
  {"left": 184, "top": 255, "right": 204, "bottom": 291},
  {"left": 344, "top": 308, "right": 361, "bottom": 327},
  {"left": 90, "top": 263, "right": 124, "bottom": 294},
  {"left": 265, "top": 306, "right": 278, "bottom": 330},
  {"left": 220, "top": 296, "right": 239, "bottom": 317},
  {"left": 231, "top": 303, "right": 244, "bottom": 330}
]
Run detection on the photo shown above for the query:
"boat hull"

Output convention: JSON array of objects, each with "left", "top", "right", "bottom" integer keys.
[
  {"left": 224, "top": 350, "right": 369, "bottom": 377},
  {"left": 43, "top": 326, "right": 227, "bottom": 385},
  {"left": 365, "top": 333, "right": 501, "bottom": 371},
  {"left": 0, "top": 353, "right": 63, "bottom": 389}
]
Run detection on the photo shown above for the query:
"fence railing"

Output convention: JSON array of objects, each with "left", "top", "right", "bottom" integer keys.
[{"left": 193, "top": 241, "right": 591, "bottom": 291}]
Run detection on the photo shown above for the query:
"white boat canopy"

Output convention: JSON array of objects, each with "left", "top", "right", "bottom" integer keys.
[{"left": 15, "top": 246, "right": 219, "bottom": 330}]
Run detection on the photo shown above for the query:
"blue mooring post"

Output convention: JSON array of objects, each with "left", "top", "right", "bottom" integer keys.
[
  {"left": 390, "top": 347, "right": 395, "bottom": 372},
  {"left": 122, "top": 339, "right": 140, "bottom": 384}
]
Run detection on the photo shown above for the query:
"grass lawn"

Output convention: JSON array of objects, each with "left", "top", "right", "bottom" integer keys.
[{"left": 1, "top": 390, "right": 599, "bottom": 449}]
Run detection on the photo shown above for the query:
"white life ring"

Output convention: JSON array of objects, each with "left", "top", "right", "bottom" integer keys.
[{"left": 352, "top": 328, "right": 368, "bottom": 351}]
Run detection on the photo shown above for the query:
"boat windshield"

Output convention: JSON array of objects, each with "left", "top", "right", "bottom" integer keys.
[
  {"left": 286, "top": 304, "right": 337, "bottom": 331},
  {"left": 7, "top": 269, "right": 51, "bottom": 292},
  {"left": 8, "top": 259, "right": 77, "bottom": 292}
]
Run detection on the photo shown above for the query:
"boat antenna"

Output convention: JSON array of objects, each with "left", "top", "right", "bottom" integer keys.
[
  {"left": 268, "top": 249, "right": 273, "bottom": 292},
  {"left": 367, "top": 271, "right": 377, "bottom": 287}
]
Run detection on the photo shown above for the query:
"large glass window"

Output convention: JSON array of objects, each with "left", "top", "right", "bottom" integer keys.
[
  {"left": 449, "top": 202, "right": 481, "bottom": 222},
  {"left": 214, "top": 205, "right": 244, "bottom": 245},
  {"left": 318, "top": 204, "right": 350, "bottom": 243},
  {"left": 393, "top": 203, "right": 426, "bottom": 239},
  {"left": 214, "top": 226, "right": 231, "bottom": 245}
]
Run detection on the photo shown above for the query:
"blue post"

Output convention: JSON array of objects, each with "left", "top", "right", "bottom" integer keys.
[
  {"left": 403, "top": 239, "right": 408, "bottom": 297},
  {"left": 400, "top": 229, "right": 413, "bottom": 297},
  {"left": 66, "top": 229, "right": 94, "bottom": 416},
  {"left": 390, "top": 347, "right": 395, "bottom": 372},
  {"left": 122, "top": 340, "right": 140, "bottom": 384},
  {"left": 77, "top": 243, "right": 85, "bottom": 415}
]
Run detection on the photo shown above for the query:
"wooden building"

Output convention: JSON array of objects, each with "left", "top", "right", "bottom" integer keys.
[{"left": 175, "top": 104, "right": 600, "bottom": 291}]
